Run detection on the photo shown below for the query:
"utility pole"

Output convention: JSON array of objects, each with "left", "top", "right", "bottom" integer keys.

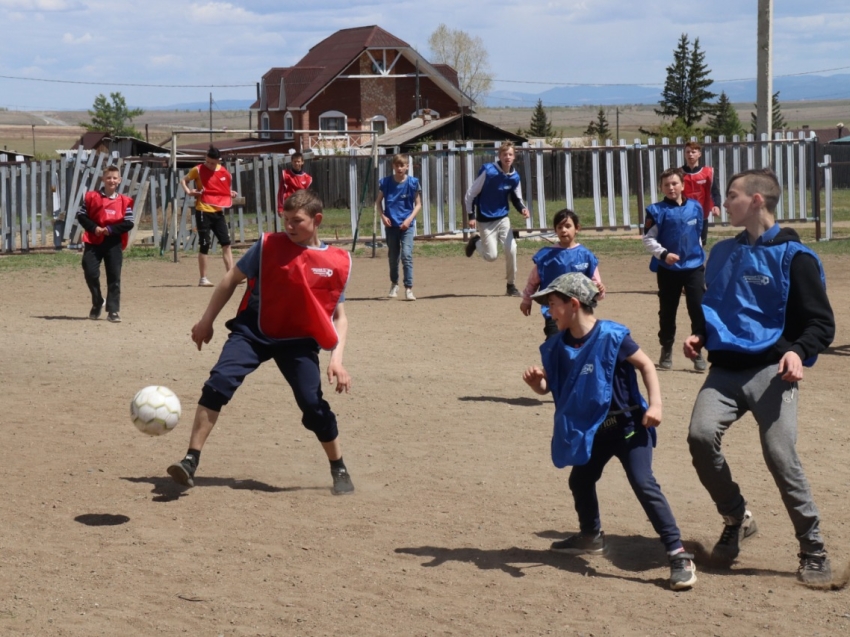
[
  {"left": 31, "top": 125, "right": 36, "bottom": 156},
  {"left": 615, "top": 107, "right": 620, "bottom": 142},
  {"left": 415, "top": 60, "right": 421, "bottom": 118},
  {"left": 209, "top": 93, "right": 213, "bottom": 144},
  {"left": 756, "top": 0, "right": 773, "bottom": 140}
]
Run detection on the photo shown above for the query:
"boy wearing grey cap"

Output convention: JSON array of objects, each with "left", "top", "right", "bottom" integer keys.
[{"left": 523, "top": 272, "right": 696, "bottom": 590}]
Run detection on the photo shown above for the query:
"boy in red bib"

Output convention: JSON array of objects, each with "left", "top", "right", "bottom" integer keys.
[
  {"left": 167, "top": 190, "right": 355, "bottom": 495},
  {"left": 276, "top": 152, "right": 312, "bottom": 212},
  {"left": 76, "top": 165, "right": 134, "bottom": 323},
  {"left": 181, "top": 146, "right": 238, "bottom": 287},
  {"left": 681, "top": 141, "right": 721, "bottom": 245}
]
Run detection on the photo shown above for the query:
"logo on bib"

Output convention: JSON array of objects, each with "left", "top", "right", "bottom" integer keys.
[
  {"left": 687, "top": 219, "right": 698, "bottom": 226},
  {"left": 743, "top": 274, "right": 770, "bottom": 285},
  {"left": 312, "top": 268, "right": 333, "bottom": 278},
  {"left": 580, "top": 364, "right": 594, "bottom": 375}
]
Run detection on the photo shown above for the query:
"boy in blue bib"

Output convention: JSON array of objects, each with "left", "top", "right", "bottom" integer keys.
[
  {"left": 684, "top": 169, "right": 835, "bottom": 586},
  {"left": 523, "top": 273, "right": 696, "bottom": 590}
]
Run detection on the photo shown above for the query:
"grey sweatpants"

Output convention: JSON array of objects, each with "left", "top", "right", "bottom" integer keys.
[
  {"left": 687, "top": 363, "right": 824, "bottom": 553},
  {"left": 475, "top": 216, "right": 516, "bottom": 285}
]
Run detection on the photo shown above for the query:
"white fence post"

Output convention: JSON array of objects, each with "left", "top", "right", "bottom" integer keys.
[
  {"left": 562, "top": 140, "right": 574, "bottom": 211},
  {"left": 590, "top": 140, "right": 603, "bottom": 228},
  {"left": 822, "top": 154, "right": 833, "bottom": 241},
  {"left": 420, "top": 144, "right": 431, "bottom": 235},
  {"left": 618, "top": 138, "right": 631, "bottom": 228},
  {"left": 535, "top": 140, "right": 545, "bottom": 229}
]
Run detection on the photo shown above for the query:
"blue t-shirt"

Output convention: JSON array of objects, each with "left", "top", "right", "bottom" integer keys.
[
  {"left": 379, "top": 175, "right": 421, "bottom": 227},
  {"left": 227, "top": 238, "right": 345, "bottom": 346}
]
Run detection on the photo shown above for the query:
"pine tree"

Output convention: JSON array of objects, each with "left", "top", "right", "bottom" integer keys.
[
  {"left": 706, "top": 92, "right": 744, "bottom": 138},
  {"left": 750, "top": 91, "right": 786, "bottom": 135},
  {"left": 81, "top": 92, "right": 144, "bottom": 137},
  {"left": 585, "top": 107, "right": 610, "bottom": 141},
  {"left": 656, "top": 34, "right": 716, "bottom": 127},
  {"left": 527, "top": 99, "right": 554, "bottom": 137}
]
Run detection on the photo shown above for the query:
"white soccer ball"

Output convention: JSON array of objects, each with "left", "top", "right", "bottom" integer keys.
[{"left": 130, "top": 386, "right": 182, "bottom": 436}]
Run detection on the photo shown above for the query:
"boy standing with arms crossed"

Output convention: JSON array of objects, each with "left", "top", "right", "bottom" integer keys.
[
  {"left": 375, "top": 154, "right": 421, "bottom": 301},
  {"left": 523, "top": 273, "right": 696, "bottom": 591},
  {"left": 76, "top": 165, "right": 134, "bottom": 323},
  {"left": 167, "top": 190, "right": 355, "bottom": 495},
  {"left": 181, "top": 146, "right": 238, "bottom": 287},
  {"left": 681, "top": 141, "right": 721, "bottom": 245},
  {"left": 464, "top": 141, "right": 530, "bottom": 297},
  {"left": 642, "top": 167, "right": 706, "bottom": 372},
  {"left": 276, "top": 152, "right": 312, "bottom": 213},
  {"left": 684, "top": 169, "right": 835, "bottom": 585}
]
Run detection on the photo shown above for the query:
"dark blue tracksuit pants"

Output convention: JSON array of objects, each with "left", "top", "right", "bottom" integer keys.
[
  {"left": 200, "top": 332, "right": 339, "bottom": 443},
  {"left": 568, "top": 424, "right": 683, "bottom": 552}
]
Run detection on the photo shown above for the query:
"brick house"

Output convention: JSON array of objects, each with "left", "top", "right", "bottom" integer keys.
[{"left": 249, "top": 25, "right": 473, "bottom": 153}]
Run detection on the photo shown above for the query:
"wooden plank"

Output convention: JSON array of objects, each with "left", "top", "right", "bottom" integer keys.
[
  {"left": 253, "top": 159, "right": 263, "bottom": 236},
  {"left": 126, "top": 178, "right": 150, "bottom": 248},
  {"left": 20, "top": 162, "right": 30, "bottom": 250},
  {"left": 10, "top": 166, "right": 18, "bottom": 251},
  {"left": 149, "top": 173, "right": 159, "bottom": 245},
  {"left": 0, "top": 166, "right": 8, "bottom": 252},
  {"left": 39, "top": 160, "right": 47, "bottom": 246},
  {"left": 234, "top": 160, "right": 244, "bottom": 242}
]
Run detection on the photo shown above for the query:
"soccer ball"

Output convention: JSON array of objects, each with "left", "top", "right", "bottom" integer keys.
[{"left": 130, "top": 386, "right": 182, "bottom": 436}]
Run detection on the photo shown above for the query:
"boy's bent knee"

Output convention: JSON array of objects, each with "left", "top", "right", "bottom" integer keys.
[{"left": 199, "top": 385, "right": 230, "bottom": 412}]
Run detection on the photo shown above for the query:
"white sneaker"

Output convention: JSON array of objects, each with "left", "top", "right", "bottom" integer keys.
[
  {"left": 388, "top": 284, "right": 399, "bottom": 298},
  {"left": 405, "top": 288, "right": 416, "bottom": 301},
  {"left": 198, "top": 277, "right": 214, "bottom": 287}
]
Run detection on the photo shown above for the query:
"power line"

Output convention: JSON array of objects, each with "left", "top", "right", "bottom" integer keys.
[{"left": 0, "top": 74, "right": 253, "bottom": 88}]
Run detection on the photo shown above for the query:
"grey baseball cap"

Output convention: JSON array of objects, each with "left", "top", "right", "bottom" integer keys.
[{"left": 530, "top": 272, "right": 600, "bottom": 308}]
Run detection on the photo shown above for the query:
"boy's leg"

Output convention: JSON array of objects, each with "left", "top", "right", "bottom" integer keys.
[
  {"left": 616, "top": 426, "right": 683, "bottom": 552},
  {"left": 81, "top": 244, "right": 104, "bottom": 310},
  {"left": 568, "top": 438, "right": 616, "bottom": 535},
  {"left": 746, "top": 366, "right": 824, "bottom": 554},
  {"left": 682, "top": 267, "right": 706, "bottom": 336},
  {"left": 498, "top": 217, "right": 517, "bottom": 286},
  {"left": 687, "top": 368, "right": 748, "bottom": 518},
  {"left": 102, "top": 241, "right": 123, "bottom": 314},
  {"left": 210, "top": 212, "right": 233, "bottom": 272},
  {"left": 222, "top": 244, "right": 234, "bottom": 272},
  {"left": 475, "top": 219, "right": 502, "bottom": 262},
  {"left": 400, "top": 226, "right": 415, "bottom": 289},
  {"left": 195, "top": 211, "right": 211, "bottom": 280},
  {"left": 385, "top": 226, "right": 401, "bottom": 285},
  {"left": 656, "top": 267, "right": 683, "bottom": 347}
]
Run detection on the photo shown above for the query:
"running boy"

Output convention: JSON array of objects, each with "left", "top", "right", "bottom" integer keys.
[
  {"left": 681, "top": 141, "right": 721, "bottom": 246},
  {"left": 167, "top": 190, "right": 355, "bottom": 495},
  {"left": 463, "top": 141, "right": 530, "bottom": 297},
  {"left": 181, "top": 146, "right": 238, "bottom": 287},
  {"left": 276, "top": 152, "right": 312, "bottom": 212},
  {"left": 684, "top": 169, "right": 835, "bottom": 585},
  {"left": 523, "top": 272, "right": 696, "bottom": 591},
  {"left": 642, "top": 167, "right": 706, "bottom": 372},
  {"left": 76, "top": 165, "right": 134, "bottom": 323},
  {"left": 375, "top": 153, "right": 422, "bottom": 301},
  {"left": 520, "top": 209, "right": 605, "bottom": 337}
]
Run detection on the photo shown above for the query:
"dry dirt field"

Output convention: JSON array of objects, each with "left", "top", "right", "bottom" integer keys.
[{"left": 2, "top": 250, "right": 850, "bottom": 637}]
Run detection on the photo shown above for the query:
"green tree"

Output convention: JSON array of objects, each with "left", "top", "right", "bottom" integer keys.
[
  {"left": 584, "top": 107, "right": 611, "bottom": 141},
  {"left": 750, "top": 91, "right": 786, "bottom": 135},
  {"left": 82, "top": 92, "right": 144, "bottom": 137},
  {"left": 706, "top": 92, "right": 744, "bottom": 138},
  {"left": 527, "top": 99, "right": 554, "bottom": 137},
  {"left": 428, "top": 24, "right": 492, "bottom": 102},
  {"left": 656, "top": 34, "right": 716, "bottom": 127}
]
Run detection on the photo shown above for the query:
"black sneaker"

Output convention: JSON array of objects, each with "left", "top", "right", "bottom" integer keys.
[
  {"left": 711, "top": 510, "right": 758, "bottom": 564},
  {"left": 658, "top": 345, "right": 673, "bottom": 370},
  {"left": 797, "top": 551, "right": 832, "bottom": 586},
  {"left": 465, "top": 234, "right": 479, "bottom": 257},
  {"left": 331, "top": 466, "right": 354, "bottom": 495},
  {"left": 88, "top": 301, "right": 105, "bottom": 320},
  {"left": 506, "top": 284, "right": 522, "bottom": 297},
  {"left": 669, "top": 551, "right": 697, "bottom": 590},
  {"left": 693, "top": 353, "right": 707, "bottom": 372},
  {"left": 550, "top": 531, "right": 606, "bottom": 555},
  {"left": 167, "top": 456, "right": 197, "bottom": 488},
  {"left": 107, "top": 312, "right": 121, "bottom": 323}
]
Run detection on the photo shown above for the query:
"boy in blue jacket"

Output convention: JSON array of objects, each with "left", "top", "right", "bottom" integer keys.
[{"left": 523, "top": 272, "right": 696, "bottom": 591}]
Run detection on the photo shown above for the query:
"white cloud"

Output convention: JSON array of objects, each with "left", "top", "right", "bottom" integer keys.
[
  {"left": 61, "top": 32, "right": 91, "bottom": 45},
  {"left": 149, "top": 54, "right": 180, "bottom": 66},
  {"left": 188, "top": 2, "right": 258, "bottom": 24},
  {"left": 0, "top": 0, "right": 71, "bottom": 9}
]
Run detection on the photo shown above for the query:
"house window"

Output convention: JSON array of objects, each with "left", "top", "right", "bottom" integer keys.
[
  {"left": 284, "top": 112, "right": 294, "bottom": 140},
  {"left": 260, "top": 113, "right": 270, "bottom": 139},
  {"left": 371, "top": 116, "right": 387, "bottom": 135},
  {"left": 319, "top": 111, "right": 347, "bottom": 132}
]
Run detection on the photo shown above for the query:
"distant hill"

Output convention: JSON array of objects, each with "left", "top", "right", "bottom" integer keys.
[{"left": 485, "top": 74, "right": 850, "bottom": 107}]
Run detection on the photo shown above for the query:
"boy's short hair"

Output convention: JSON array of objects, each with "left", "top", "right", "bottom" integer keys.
[
  {"left": 552, "top": 208, "right": 579, "bottom": 229},
  {"left": 549, "top": 291, "right": 595, "bottom": 314},
  {"left": 283, "top": 189, "right": 323, "bottom": 216},
  {"left": 291, "top": 152, "right": 304, "bottom": 161},
  {"left": 391, "top": 153, "right": 408, "bottom": 166},
  {"left": 659, "top": 167, "right": 684, "bottom": 184},
  {"left": 728, "top": 168, "right": 781, "bottom": 213},
  {"left": 498, "top": 141, "right": 516, "bottom": 155},
  {"left": 684, "top": 141, "right": 702, "bottom": 151},
  {"left": 206, "top": 146, "right": 221, "bottom": 160},
  {"left": 104, "top": 164, "right": 120, "bottom": 174}
]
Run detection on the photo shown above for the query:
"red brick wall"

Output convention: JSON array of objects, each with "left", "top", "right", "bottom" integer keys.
[{"left": 359, "top": 55, "right": 398, "bottom": 128}]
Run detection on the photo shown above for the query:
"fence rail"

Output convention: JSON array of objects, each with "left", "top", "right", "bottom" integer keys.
[{"left": 3, "top": 132, "right": 846, "bottom": 254}]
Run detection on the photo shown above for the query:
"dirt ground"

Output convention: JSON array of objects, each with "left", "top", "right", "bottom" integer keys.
[{"left": 2, "top": 250, "right": 850, "bottom": 637}]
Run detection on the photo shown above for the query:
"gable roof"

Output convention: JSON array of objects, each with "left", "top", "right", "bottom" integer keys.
[{"left": 250, "top": 25, "right": 471, "bottom": 111}]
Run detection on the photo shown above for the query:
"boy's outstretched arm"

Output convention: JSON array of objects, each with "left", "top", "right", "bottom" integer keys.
[
  {"left": 626, "top": 349, "right": 662, "bottom": 427},
  {"left": 328, "top": 302, "right": 351, "bottom": 393},
  {"left": 191, "top": 265, "right": 247, "bottom": 350},
  {"left": 523, "top": 366, "right": 549, "bottom": 395}
]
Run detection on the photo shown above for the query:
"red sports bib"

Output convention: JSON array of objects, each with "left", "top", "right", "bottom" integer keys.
[
  {"left": 683, "top": 166, "right": 714, "bottom": 219},
  {"left": 82, "top": 191, "right": 133, "bottom": 250},
  {"left": 198, "top": 164, "right": 233, "bottom": 209}
]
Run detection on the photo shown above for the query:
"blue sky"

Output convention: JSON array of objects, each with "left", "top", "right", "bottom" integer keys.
[{"left": 1, "top": 0, "right": 849, "bottom": 110}]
